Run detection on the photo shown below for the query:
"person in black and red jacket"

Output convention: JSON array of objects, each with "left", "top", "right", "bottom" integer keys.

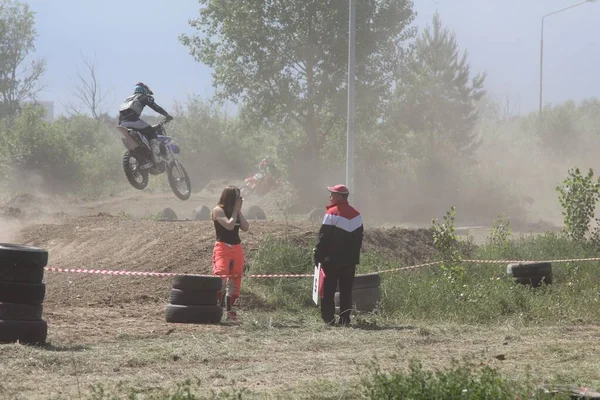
[{"left": 313, "top": 184, "right": 364, "bottom": 326}]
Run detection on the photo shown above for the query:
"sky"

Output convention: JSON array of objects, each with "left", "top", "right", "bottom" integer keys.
[{"left": 25, "top": 0, "right": 600, "bottom": 118}]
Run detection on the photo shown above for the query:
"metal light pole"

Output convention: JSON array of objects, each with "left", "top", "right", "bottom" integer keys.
[
  {"left": 346, "top": 0, "right": 356, "bottom": 194},
  {"left": 539, "top": 0, "right": 595, "bottom": 119}
]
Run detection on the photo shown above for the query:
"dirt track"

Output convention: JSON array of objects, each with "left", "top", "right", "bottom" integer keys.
[
  {"left": 2, "top": 188, "right": 596, "bottom": 399},
  {"left": 15, "top": 215, "right": 434, "bottom": 308}
]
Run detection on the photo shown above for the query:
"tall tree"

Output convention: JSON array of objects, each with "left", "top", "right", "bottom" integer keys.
[
  {"left": 391, "top": 12, "right": 486, "bottom": 157},
  {"left": 181, "top": 0, "right": 416, "bottom": 200},
  {"left": 0, "top": 0, "right": 46, "bottom": 119},
  {"left": 65, "top": 54, "right": 108, "bottom": 120}
]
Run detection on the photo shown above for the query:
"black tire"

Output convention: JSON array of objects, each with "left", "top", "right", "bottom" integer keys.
[
  {"left": 353, "top": 273, "right": 381, "bottom": 290},
  {"left": 0, "top": 262, "right": 44, "bottom": 284},
  {"left": 335, "top": 287, "right": 382, "bottom": 312},
  {"left": 308, "top": 208, "right": 325, "bottom": 222},
  {"left": 123, "top": 151, "right": 149, "bottom": 190},
  {"left": 0, "top": 244, "right": 48, "bottom": 269},
  {"left": 0, "top": 319, "right": 47, "bottom": 345},
  {"left": 0, "top": 302, "right": 43, "bottom": 321},
  {"left": 246, "top": 205, "right": 266, "bottom": 220},
  {"left": 165, "top": 304, "right": 223, "bottom": 324},
  {"left": 169, "top": 289, "right": 219, "bottom": 306},
  {"left": 194, "top": 205, "right": 211, "bottom": 221},
  {"left": 172, "top": 275, "right": 223, "bottom": 291},
  {"left": 0, "top": 282, "right": 45, "bottom": 305},
  {"left": 161, "top": 207, "right": 178, "bottom": 221},
  {"left": 336, "top": 273, "right": 381, "bottom": 291},
  {"left": 507, "top": 262, "right": 552, "bottom": 278},
  {"left": 167, "top": 161, "right": 191, "bottom": 201},
  {"left": 514, "top": 274, "right": 553, "bottom": 287}
]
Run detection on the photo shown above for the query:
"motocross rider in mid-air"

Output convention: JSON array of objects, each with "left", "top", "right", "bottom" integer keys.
[{"left": 118, "top": 82, "right": 173, "bottom": 169}]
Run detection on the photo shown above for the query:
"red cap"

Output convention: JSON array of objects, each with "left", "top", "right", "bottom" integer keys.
[{"left": 327, "top": 184, "right": 349, "bottom": 194}]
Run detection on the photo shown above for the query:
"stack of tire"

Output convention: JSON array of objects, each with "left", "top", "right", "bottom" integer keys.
[
  {"left": 335, "top": 273, "right": 382, "bottom": 314},
  {"left": 507, "top": 262, "right": 552, "bottom": 287},
  {"left": 0, "top": 244, "right": 48, "bottom": 345},
  {"left": 165, "top": 274, "right": 224, "bottom": 324}
]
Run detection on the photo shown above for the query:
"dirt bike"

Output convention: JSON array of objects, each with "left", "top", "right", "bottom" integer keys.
[
  {"left": 240, "top": 171, "right": 282, "bottom": 199},
  {"left": 116, "top": 119, "right": 191, "bottom": 201}
]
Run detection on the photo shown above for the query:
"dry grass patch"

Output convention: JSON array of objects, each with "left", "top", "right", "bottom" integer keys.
[{"left": 0, "top": 307, "right": 599, "bottom": 399}]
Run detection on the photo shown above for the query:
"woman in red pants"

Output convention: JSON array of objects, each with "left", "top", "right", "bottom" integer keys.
[{"left": 212, "top": 186, "right": 249, "bottom": 321}]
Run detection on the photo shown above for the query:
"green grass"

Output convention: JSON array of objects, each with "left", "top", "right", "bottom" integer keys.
[
  {"left": 2, "top": 307, "right": 596, "bottom": 399},
  {"left": 38, "top": 354, "right": 572, "bottom": 399},
  {"left": 244, "top": 232, "right": 600, "bottom": 325},
  {"left": 243, "top": 235, "right": 314, "bottom": 312},
  {"left": 361, "top": 358, "right": 568, "bottom": 400}
]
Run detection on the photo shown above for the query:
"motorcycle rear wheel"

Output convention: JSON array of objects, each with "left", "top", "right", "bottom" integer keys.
[
  {"left": 123, "top": 151, "right": 149, "bottom": 190},
  {"left": 167, "top": 160, "right": 191, "bottom": 201}
]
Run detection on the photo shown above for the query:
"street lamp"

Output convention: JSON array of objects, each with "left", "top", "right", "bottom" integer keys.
[
  {"left": 346, "top": 0, "right": 356, "bottom": 194},
  {"left": 539, "top": 0, "right": 596, "bottom": 119}
]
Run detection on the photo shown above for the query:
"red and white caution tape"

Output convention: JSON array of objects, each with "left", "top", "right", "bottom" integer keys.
[
  {"left": 43, "top": 256, "right": 600, "bottom": 279},
  {"left": 462, "top": 257, "right": 600, "bottom": 264},
  {"left": 375, "top": 261, "right": 443, "bottom": 274},
  {"left": 43, "top": 266, "right": 312, "bottom": 279},
  {"left": 44, "top": 267, "right": 177, "bottom": 278}
]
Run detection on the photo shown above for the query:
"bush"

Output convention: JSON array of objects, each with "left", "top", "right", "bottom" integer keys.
[
  {"left": 171, "top": 97, "right": 267, "bottom": 189},
  {"left": 0, "top": 107, "right": 126, "bottom": 195},
  {"left": 432, "top": 207, "right": 465, "bottom": 284},
  {"left": 556, "top": 167, "right": 600, "bottom": 243},
  {"left": 362, "top": 359, "right": 565, "bottom": 400}
]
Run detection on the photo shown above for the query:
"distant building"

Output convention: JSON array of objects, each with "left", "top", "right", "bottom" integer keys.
[{"left": 20, "top": 100, "right": 54, "bottom": 122}]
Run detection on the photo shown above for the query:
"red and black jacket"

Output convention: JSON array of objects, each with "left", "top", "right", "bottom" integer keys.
[{"left": 313, "top": 200, "right": 363, "bottom": 266}]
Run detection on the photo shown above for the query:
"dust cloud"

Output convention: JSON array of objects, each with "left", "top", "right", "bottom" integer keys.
[{"left": 0, "top": 218, "right": 24, "bottom": 243}]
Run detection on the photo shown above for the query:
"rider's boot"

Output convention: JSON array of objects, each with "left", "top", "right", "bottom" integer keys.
[
  {"left": 225, "top": 295, "right": 239, "bottom": 322},
  {"left": 149, "top": 139, "right": 164, "bottom": 165}
]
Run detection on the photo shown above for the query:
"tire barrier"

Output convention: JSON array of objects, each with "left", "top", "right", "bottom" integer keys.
[
  {"left": 245, "top": 205, "right": 266, "bottom": 220},
  {"left": 335, "top": 273, "right": 382, "bottom": 314},
  {"left": 507, "top": 262, "right": 552, "bottom": 287},
  {"left": 165, "top": 274, "right": 223, "bottom": 324},
  {"left": 0, "top": 244, "right": 48, "bottom": 345},
  {"left": 194, "top": 205, "right": 211, "bottom": 221},
  {"left": 160, "top": 207, "right": 178, "bottom": 221}
]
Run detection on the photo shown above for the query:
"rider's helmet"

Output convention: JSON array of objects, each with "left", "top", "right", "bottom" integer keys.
[
  {"left": 134, "top": 82, "right": 153, "bottom": 96},
  {"left": 259, "top": 156, "right": 273, "bottom": 169}
]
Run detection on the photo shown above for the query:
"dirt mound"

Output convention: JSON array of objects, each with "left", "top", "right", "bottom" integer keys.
[
  {"left": 4, "top": 192, "right": 38, "bottom": 208},
  {"left": 363, "top": 227, "right": 435, "bottom": 264},
  {"left": 17, "top": 216, "right": 435, "bottom": 308},
  {"left": 0, "top": 192, "right": 71, "bottom": 222},
  {"left": 0, "top": 206, "right": 24, "bottom": 219},
  {"left": 1, "top": 193, "right": 41, "bottom": 219}
]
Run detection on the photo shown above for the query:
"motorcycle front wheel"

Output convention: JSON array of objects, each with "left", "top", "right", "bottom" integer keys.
[
  {"left": 167, "top": 160, "right": 191, "bottom": 200},
  {"left": 123, "top": 151, "right": 149, "bottom": 190}
]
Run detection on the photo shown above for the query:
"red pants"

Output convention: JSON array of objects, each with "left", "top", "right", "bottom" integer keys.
[{"left": 212, "top": 242, "right": 244, "bottom": 311}]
